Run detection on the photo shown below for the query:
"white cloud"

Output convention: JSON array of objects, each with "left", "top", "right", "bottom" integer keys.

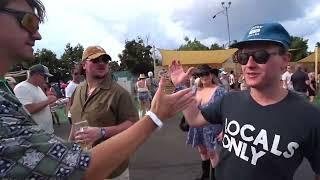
[
  {"left": 36, "top": 0, "right": 198, "bottom": 61},
  {"left": 282, "top": 3, "right": 320, "bottom": 51}
]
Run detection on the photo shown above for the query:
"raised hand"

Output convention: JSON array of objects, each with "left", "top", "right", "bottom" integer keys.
[
  {"left": 47, "top": 95, "right": 57, "bottom": 104},
  {"left": 169, "top": 60, "right": 195, "bottom": 86},
  {"left": 150, "top": 77, "right": 196, "bottom": 120}
]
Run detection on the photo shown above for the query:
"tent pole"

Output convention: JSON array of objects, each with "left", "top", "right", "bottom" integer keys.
[{"left": 315, "top": 47, "right": 319, "bottom": 91}]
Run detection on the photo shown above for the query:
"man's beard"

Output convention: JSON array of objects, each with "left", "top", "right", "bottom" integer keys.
[{"left": 93, "top": 74, "right": 106, "bottom": 79}]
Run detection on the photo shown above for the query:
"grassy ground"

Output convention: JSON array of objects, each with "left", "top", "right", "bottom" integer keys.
[{"left": 314, "top": 94, "right": 320, "bottom": 107}]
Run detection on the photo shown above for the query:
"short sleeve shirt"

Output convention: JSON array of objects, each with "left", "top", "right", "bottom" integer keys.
[
  {"left": 281, "top": 71, "right": 293, "bottom": 90},
  {"left": 14, "top": 81, "right": 54, "bottom": 133},
  {"left": 291, "top": 70, "right": 309, "bottom": 92},
  {"left": 65, "top": 81, "right": 79, "bottom": 117},
  {"left": 0, "top": 81, "right": 91, "bottom": 179},
  {"left": 70, "top": 75, "right": 139, "bottom": 178},
  {"left": 65, "top": 81, "right": 79, "bottom": 98},
  {"left": 201, "top": 91, "right": 320, "bottom": 180}
]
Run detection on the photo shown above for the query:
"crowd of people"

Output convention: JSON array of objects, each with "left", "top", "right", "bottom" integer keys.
[
  {"left": 282, "top": 64, "right": 318, "bottom": 103},
  {"left": 0, "top": 0, "right": 320, "bottom": 180}
]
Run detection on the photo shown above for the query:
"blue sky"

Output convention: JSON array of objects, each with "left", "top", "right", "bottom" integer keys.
[{"left": 36, "top": 0, "right": 320, "bottom": 61}]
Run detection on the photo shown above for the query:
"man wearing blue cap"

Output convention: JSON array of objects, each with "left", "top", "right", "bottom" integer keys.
[{"left": 170, "top": 22, "right": 320, "bottom": 180}]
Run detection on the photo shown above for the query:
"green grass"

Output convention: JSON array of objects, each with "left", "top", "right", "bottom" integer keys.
[{"left": 314, "top": 95, "right": 320, "bottom": 107}]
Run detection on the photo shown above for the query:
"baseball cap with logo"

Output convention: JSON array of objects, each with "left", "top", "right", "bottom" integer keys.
[
  {"left": 230, "top": 22, "right": 291, "bottom": 49},
  {"left": 29, "top": 64, "right": 53, "bottom": 77},
  {"left": 82, "top": 46, "right": 112, "bottom": 61}
]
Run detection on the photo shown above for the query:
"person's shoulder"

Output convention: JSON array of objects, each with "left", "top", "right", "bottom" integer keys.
[
  {"left": 15, "top": 80, "right": 27, "bottom": 87},
  {"left": 287, "top": 91, "right": 320, "bottom": 115},
  {"left": 222, "top": 90, "right": 249, "bottom": 104},
  {"left": 66, "top": 81, "right": 78, "bottom": 89},
  {"left": 77, "top": 81, "right": 87, "bottom": 88},
  {"left": 14, "top": 81, "right": 30, "bottom": 91},
  {"left": 224, "top": 90, "right": 247, "bottom": 98}
]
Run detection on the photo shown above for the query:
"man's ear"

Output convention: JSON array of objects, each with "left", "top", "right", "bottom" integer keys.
[{"left": 280, "top": 52, "right": 291, "bottom": 72}]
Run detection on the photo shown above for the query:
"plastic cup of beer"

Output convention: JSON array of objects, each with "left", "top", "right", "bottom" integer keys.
[{"left": 74, "top": 120, "right": 90, "bottom": 150}]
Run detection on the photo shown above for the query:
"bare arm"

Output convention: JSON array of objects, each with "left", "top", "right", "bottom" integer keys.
[
  {"left": 73, "top": 121, "right": 134, "bottom": 143},
  {"left": 182, "top": 91, "right": 208, "bottom": 127},
  {"left": 24, "top": 96, "right": 56, "bottom": 114},
  {"left": 310, "top": 83, "right": 316, "bottom": 91},
  {"left": 315, "top": 175, "right": 320, "bottom": 180},
  {"left": 84, "top": 116, "right": 156, "bottom": 179},
  {"left": 103, "top": 120, "right": 133, "bottom": 138},
  {"left": 283, "top": 80, "right": 288, "bottom": 89},
  {"left": 83, "top": 78, "right": 195, "bottom": 179},
  {"left": 182, "top": 102, "right": 209, "bottom": 127}
]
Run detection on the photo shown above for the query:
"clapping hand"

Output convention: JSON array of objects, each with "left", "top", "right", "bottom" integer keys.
[{"left": 150, "top": 77, "right": 196, "bottom": 121}]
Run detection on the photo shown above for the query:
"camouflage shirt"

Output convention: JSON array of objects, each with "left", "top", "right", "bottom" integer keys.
[{"left": 0, "top": 81, "right": 91, "bottom": 179}]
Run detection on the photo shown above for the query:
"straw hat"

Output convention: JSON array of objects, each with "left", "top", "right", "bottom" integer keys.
[{"left": 138, "top": 74, "right": 146, "bottom": 80}]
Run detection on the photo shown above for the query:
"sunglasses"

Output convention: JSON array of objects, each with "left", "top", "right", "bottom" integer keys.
[
  {"left": 235, "top": 50, "right": 279, "bottom": 65},
  {"left": 89, "top": 56, "right": 110, "bottom": 64},
  {"left": 0, "top": 8, "right": 40, "bottom": 34}
]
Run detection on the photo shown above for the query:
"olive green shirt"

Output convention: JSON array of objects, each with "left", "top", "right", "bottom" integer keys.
[{"left": 70, "top": 75, "right": 138, "bottom": 178}]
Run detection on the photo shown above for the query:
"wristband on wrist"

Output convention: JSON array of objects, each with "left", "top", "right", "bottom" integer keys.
[
  {"left": 174, "top": 84, "right": 187, "bottom": 92},
  {"left": 145, "top": 111, "right": 163, "bottom": 129},
  {"left": 100, "top": 127, "right": 107, "bottom": 139}
]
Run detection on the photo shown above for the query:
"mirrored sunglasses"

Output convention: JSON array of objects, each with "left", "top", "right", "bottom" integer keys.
[{"left": 0, "top": 8, "right": 40, "bottom": 34}]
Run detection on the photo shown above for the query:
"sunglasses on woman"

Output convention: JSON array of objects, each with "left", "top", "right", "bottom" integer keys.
[
  {"left": 235, "top": 50, "right": 280, "bottom": 65},
  {"left": 0, "top": 8, "right": 40, "bottom": 34}
]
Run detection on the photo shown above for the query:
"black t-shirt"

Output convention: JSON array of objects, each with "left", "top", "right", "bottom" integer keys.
[
  {"left": 291, "top": 70, "right": 309, "bottom": 92},
  {"left": 201, "top": 91, "right": 320, "bottom": 180}
]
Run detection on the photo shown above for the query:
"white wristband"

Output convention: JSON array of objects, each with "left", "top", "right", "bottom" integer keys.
[{"left": 145, "top": 111, "right": 163, "bottom": 129}]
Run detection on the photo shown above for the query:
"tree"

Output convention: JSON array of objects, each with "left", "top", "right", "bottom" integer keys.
[
  {"left": 28, "top": 48, "right": 58, "bottom": 71},
  {"left": 210, "top": 43, "right": 224, "bottom": 50},
  {"left": 22, "top": 48, "right": 62, "bottom": 82},
  {"left": 59, "top": 43, "right": 84, "bottom": 81},
  {"left": 178, "top": 37, "right": 209, "bottom": 51},
  {"left": 118, "top": 37, "right": 153, "bottom": 75},
  {"left": 316, "top": 42, "right": 320, "bottom": 47},
  {"left": 9, "top": 48, "right": 58, "bottom": 78},
  {"left": 109, "top": 61, "right": 121, "bottom": 72},
  {"left": 289, "top": 36, "right": 308, "bottom": 61}
]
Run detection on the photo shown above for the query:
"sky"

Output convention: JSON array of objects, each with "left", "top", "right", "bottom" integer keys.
[{"left": 36, "top": 0, "right": 320, "bottom": 62}]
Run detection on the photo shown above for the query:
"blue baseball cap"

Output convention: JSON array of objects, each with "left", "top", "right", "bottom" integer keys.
[{"left": 230, "top": 22, "right": 291, "bottom": 49}]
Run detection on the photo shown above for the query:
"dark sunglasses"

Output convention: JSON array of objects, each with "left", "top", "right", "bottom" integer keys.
[
  {"left": 89, "top": 55, "right": 110, "bottom": 64},
  {"left": 0, "top": 8, "right": 40, "bottom": 34},
  {"left": 235, "top": 50, "right": 279, "bottom": 65}
]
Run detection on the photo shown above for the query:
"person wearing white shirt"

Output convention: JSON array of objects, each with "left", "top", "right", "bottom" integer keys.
[
  {"left": 282, "top": 65, "right": 293, "bottom": 90},
  {"left": 65, "top": 64, "right": 81, "bottom": 124},
  {"left": 14, "top": 64, "right": 57, "bottom": 133}
]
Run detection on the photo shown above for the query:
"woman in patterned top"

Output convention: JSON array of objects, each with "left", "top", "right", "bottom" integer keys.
[{"left": 187, "top": 64, "right": 226, "bottom": 180}]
